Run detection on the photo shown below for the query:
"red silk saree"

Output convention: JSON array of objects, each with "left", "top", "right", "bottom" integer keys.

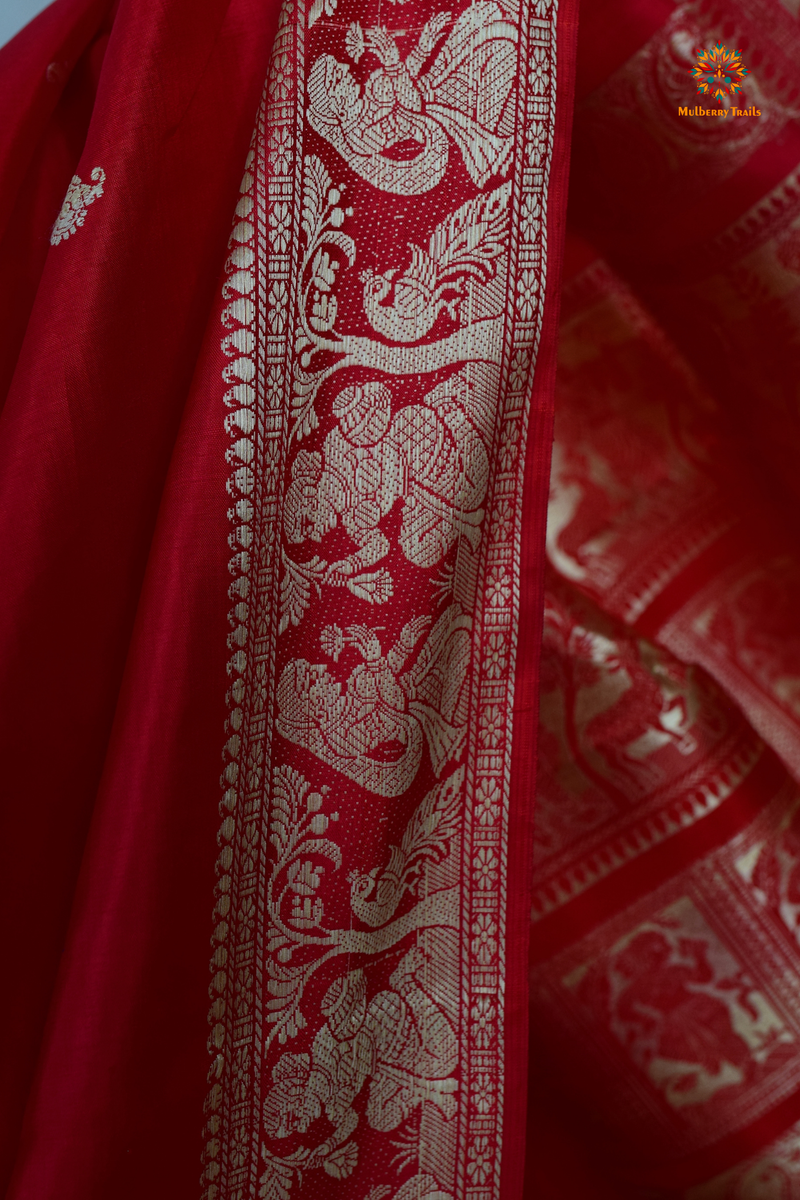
[
  {"left": 530, "top": 2, "right": 800, "bottom": 1195},
  {"left": 7, "top": 0, "right": 800, "bottom": 1198},
  {"left": 0, "top": 0, "right": 575, "bottom": 1198}
]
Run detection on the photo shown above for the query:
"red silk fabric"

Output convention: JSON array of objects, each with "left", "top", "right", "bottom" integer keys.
[
  {"left": 0, "top": 0, "right": 283, "bottom": 1193},
  {"left": 530, "top": 1, "right": 800, "bottom": 1196},
  {"left": 13, "top": 0, "right": 800, "bottom": 1196},
  {"left": 0, "top": 3, "right": 575, "bottom": 1200}
]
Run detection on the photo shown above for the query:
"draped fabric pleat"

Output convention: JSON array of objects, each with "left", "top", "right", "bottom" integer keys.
[
  {"left": 14, "top": 0, "right": 800, "bottom": 1197},
  {"left": 0, "top": 0, "right": 575, "bottom": 1198},
  {"left": 530, "top": 2, "right": 800, "bottom": 1195}
]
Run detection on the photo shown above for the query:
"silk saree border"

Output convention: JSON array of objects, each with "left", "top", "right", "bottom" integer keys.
[{"left": 203, "top": 0, "right": 560, "bottom": 1195}]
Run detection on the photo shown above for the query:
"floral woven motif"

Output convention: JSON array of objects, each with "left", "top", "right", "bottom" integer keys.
[
  {"left": 50, "top": 168, "right": 106, "bottom": 246},
  {"left": 203, "top": 0, "right": 559, "bottom": 1196}
]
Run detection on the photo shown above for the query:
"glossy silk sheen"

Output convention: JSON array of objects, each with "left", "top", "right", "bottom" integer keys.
[
  {"left": 20, "top": 0, "right": 800, "bottom": 1197},
  {"left": 529, "top": 1, "right": 800, "bottom": 1196},
  {"left": 0, "top": 1, "right": 575, "bottom": 1200}
]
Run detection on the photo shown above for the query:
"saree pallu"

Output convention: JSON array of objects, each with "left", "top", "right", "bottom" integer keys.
[
  {"left": 530, "top": 2, "right": 800, "bottom": 1193},
  {"left": 0, "top": 2, "right": 576, "bottom": 1200},
  {"left": 12, "top": 0, "right": 800, "bottom": 1195}
]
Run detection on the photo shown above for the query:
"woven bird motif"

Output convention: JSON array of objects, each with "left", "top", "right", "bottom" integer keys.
[
  {"left": 348, "top": 769, "right": 463, "bottom": 926},
  {"left": 361, "top": 181, "right": 511, "bottom": 342}
]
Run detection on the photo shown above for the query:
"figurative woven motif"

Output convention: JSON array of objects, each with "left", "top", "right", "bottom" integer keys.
[
  {"left": 530, "top": 234, "right": 800, "bottom": 1192},
  {"left": 549, "top": 254, "right": 800, "bottom": 781},
  {"left": 530, "top": 576, "right": 800, "bottom": 1181},
  {"left": 565, "top": 894, "right": 795, "bottom": 1117},
  {"left": 531, "top": 816, "right": 800, "bottom": 1166},
  {"left": 533, "top": 573, "right": 767, "bottom": 923},
  {"left": 205, "top": 0, "right": 558, "bottom": 1197},
  {"left": 307, "top": 8, "right": 517, "bottom": 193}
]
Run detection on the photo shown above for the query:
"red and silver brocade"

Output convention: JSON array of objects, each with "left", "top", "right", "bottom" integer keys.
[
  {"left": 0, "top": 0, "right": 575, "bottom": 1191},
  {"left": 205, "top": 0, "right": 568, "bottom": 1196},
  {"left": 12, "top": 0, "right": 800, "bottom": 1197},
  {"left": 529, "top": 1, "right": 800, "bottom": 1188}
]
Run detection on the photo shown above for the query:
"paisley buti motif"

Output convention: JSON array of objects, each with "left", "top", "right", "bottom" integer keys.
[{"left": 50, "top": 167, "right": 106, "bottom": 246}]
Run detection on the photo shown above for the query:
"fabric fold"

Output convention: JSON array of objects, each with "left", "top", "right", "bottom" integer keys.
[
  {"left": 0, "top": 0, "right": 281, "bottom": 1189},
  {"left": 0, "top": 0, "right": 577, "bottom": 1197}
]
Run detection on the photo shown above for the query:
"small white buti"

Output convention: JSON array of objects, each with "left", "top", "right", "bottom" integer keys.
[{"left": 50, "top": 167, "right": 105, "bottom": 246}]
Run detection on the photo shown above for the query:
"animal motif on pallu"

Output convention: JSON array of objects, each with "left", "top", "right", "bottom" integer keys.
[
  {"left": 204, "top": 0, "right": 559, "bottom": 1197},
  {"left": 282, "top": 372, "right": 488, "bottom": 624}
]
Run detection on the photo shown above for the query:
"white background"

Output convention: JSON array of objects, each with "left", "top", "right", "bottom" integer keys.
[{"left": 1, "top": 0, "right": 54, "bottom": 49}]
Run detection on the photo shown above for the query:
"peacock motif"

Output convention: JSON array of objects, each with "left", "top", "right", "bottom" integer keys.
[
  {"left": 361, "top": 182, "right": 511, "bottom": 342},
  {"left": 348, "top": 768, "right": 463, "bottom": 926}
]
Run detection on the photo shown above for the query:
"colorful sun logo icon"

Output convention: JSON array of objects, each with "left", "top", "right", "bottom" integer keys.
[{"left": 691, "top": 44, "right": 749, "bottom": 104}]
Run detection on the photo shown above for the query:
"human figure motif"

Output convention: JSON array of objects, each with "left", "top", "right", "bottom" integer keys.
[
  {"left": 580, "top": 928, "right": 758, "bottom": 1108},
  {"left": 262, "top": 948, "right": 458, "bottom": 1141},
  {"left": 284, "top": 373, "right": 488, "bottom": 602},
  {"left": 750, "top": 802, "right": 800, "bottom": 943},
  {"left": 276, "top": 606, "right": 472, "bottom": 795},
  {"left": 307, "top": 3, "right": 517, "bottom": 194}
]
